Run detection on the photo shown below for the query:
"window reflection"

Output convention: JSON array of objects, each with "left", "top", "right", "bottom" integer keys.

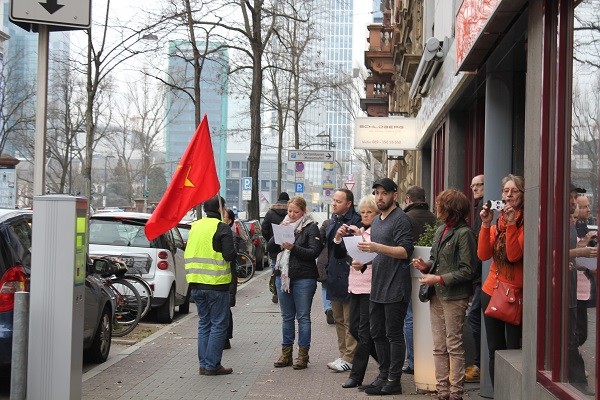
[{"left": 569, "top": 0, "right": 598, "bottom": 395}]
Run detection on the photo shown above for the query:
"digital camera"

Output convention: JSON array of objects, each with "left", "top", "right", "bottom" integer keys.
[{"left": 486, "top": 199, "right": 506, "bottom": 211}]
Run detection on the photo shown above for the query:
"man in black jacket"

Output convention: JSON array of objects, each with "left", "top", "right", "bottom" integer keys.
[
  {"left": 402, "top": 185, "right": 436, "bottom": 375},
  {"left": 262, "top": 192, "right": 289, "bottom": 303},
  {"left": 465, "top": 174, "right": 484, "bottom": 382},
  {"left": 325, "top": 189, "right": 362, "bottom": 372}
]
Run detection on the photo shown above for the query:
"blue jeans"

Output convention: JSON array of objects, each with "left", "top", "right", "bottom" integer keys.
[
  {"left": 403, "top": 298, "right": 414, "bottom": 369},
  {"left": 276, "top": 277, "right": 317, "bottom": 348},
  {"left": 467, "top": 284, "right": 482, "bottom": 366},
  {"left": 321, "top": 281, "right": 332, "bottom": 311},
  {"left": 191, "top": 288, "right": 230, "bottom": 371}
]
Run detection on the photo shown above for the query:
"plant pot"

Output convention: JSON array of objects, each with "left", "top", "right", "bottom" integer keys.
[{"left": 411, "top": 246, "right": 436, "bottom": 392}]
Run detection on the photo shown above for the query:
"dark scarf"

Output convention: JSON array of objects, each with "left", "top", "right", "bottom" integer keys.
[{"left": 492, "top": 210, "right": 523, "bottom": 279}]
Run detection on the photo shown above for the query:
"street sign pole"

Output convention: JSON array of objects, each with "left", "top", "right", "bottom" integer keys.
[{"left": 33, "top": 25, "right": 49, "bottom": 196}]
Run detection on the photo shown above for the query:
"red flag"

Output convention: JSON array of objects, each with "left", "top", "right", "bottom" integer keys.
[{"left": 145, "top": 115, "right": 221, "bottom": 240}]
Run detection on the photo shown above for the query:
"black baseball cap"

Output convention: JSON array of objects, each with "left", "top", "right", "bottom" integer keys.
[
  {"left": 372, "top": 178, "right": 398, "bottom": 192},
  {"left": 570, "top": 183, "right": 586, "bottom": 193}
]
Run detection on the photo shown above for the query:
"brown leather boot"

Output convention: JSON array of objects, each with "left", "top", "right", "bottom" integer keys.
[
  {"left": 273, "top": 345, "right": 293, "bottom": 368},
  {"left": 292, "top": 346, "right": 309, "bottom": 369}
]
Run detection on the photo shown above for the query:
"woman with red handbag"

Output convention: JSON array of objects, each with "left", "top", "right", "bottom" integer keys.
[{"left": 478, "top": 174, "right": 525, "bottom": 386}]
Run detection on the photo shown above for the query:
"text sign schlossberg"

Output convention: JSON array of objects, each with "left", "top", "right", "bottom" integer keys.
[{"left": 354, "top": 117, "right": 419, "bottom": 150}]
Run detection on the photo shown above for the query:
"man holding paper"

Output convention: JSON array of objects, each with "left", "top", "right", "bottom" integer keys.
[{"left": 356, "top": 178, "right": 413, "bottom": 395}]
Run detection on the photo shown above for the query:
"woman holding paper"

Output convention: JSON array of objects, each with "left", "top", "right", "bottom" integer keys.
[
  {"left": 338, "top": 195, "right": 380, "bottom": 388},
  {"left": 267, "top": 196, "right": 323, "bottom": 370}
]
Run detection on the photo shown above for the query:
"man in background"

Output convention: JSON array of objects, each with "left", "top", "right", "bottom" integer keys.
[
  {"left": 402, "top": 185, "right": 436, "bottom": 375},
  {"left": 325, "top": 189, "right": 362, "bottom": 372},
  {"left": 185, "top": 195, "right": 237, "bottom": 376},
  {"left": 465, "top": 174, "right": 484, "bottom": 382},
  {"left": 261, "top": 192, "right": 290, "bottom": 303}
]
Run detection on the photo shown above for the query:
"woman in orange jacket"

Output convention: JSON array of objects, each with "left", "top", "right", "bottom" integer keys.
[{"left": 478, "top": 174, "right": 525, "bottom": 386}]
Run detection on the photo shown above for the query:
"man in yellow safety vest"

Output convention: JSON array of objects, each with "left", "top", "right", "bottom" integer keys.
[{"left": 185, "top": 195, "right": 237, "bottom": 376}]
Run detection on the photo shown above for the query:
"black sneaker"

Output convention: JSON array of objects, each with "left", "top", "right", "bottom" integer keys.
[{"left": 326, "top": 309, "right": 335, "bottom": 325}]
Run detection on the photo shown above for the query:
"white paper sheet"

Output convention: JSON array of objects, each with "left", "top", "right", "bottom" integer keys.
[
  {"left": 576, "top": 254, "right": 598, "bottom": 271},
  {"left": 272, "top": 224, "right": 296, "bottom": 245},
  {"left": 343, "top": 235, "right": 377, "bottom": 265}
]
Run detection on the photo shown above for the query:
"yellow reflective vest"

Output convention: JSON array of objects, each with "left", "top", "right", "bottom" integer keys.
[{"left": 184, "top": 218, "right": 232, "bottom": 285}]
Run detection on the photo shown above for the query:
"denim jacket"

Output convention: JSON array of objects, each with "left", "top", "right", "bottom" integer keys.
[{"left": 428, "top": 220, "right": 477, "bottom": 301}]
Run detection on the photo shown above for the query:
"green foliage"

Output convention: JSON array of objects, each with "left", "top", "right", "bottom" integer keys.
[{"left": 415, "top": 222, "right": 441, "bottom": 247}]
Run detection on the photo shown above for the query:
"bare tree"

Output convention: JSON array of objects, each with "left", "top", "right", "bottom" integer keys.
[
  {"left": 0, "top": 49, "right": 36, "bottom": 157},
  {"left": 72, "top": 0, "right": 165, "bottom": 203}
]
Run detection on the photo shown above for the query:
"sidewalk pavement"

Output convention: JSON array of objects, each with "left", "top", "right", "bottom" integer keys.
[{"left": 82, "top": 270, "right": 487, "bottom": 400}]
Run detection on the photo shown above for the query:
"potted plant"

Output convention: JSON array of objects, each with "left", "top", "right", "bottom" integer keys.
[{"left": 411, "top": 222, "right": 440, "bottom": 392}]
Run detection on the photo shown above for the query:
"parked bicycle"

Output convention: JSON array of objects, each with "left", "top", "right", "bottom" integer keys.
[
  {"left": 90, "top": 257, "right": 143, "bottom": 337},
  {"left": 236, "top": 251, "right": 255, "bottom": 284}
]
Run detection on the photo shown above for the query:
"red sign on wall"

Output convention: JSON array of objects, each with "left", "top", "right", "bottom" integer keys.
[{"left": 455, "top": 0, "right": 501, "bottom": 70}]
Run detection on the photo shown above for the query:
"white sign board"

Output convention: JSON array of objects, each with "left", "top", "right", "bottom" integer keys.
[
  {"left": 288, "top": 150, "right": 335, "bottom": 162},
  {"left": 354, "top": 117, "right": 419, "bottom": 150},
  {"left": 10, "top": 0, "right": 91, "bottom": 29}
]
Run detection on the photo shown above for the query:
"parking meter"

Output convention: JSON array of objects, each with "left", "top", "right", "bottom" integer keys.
[{"left": 28, "top": 195, "right": 88, "bottom": 399}]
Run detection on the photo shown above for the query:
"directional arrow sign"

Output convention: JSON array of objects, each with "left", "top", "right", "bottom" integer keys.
[
  {"left": 288, "top": 149, "right": 335, "bottom": 162},
  {"left": 10, "top": 0, "right": 91, "bottom": 29}
]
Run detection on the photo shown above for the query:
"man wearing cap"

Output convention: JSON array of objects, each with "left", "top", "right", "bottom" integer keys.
[
  {"left": 185, "top": 195, "right": 238, "bottom": 376},
  {"left": 567, "top": 184, "right": 596, "bottom": 395},
  {"left": 356, "top": 178, "right": 413, "bottom": 395},
  {"left": 262, "top": 192, "right": 290, "bottom": 303}
]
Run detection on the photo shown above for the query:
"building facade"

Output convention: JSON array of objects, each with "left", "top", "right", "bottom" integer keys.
[{"left": 362, "top": 0, "right": 599, "bottom": 399}]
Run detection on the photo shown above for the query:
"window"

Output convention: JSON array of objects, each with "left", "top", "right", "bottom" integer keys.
[{"left": 536, "top": 1, "right": 598, "bottom": 397}]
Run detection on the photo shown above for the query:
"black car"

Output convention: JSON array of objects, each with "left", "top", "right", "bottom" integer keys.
[{"left": 0, "top": 209, "right": 114, "bottom": 367}]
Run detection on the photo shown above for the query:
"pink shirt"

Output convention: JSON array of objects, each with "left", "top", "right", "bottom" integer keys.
[{"left": 348, "top": 228, "right": 373, "bottom": 295}]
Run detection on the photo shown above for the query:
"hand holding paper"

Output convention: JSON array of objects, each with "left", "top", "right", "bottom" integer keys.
[
  {"left": 272, "top": 223, "right": 295, "bottom": 245},
  {"left": 343, "top": 236, "right": 377, "bottom": 265}
]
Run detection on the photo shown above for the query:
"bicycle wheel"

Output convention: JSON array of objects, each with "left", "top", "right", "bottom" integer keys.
[
  {"left": 122, "top": 275, "right": 153, "bottom": 319},
  {"left": 110, "top": 278, "right": 142, "bottom": 337},
  {"left": 236, "top": 252, "right": 255, "bottom": 284}
]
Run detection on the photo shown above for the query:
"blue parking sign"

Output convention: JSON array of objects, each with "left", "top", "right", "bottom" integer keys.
[
  {"left": 295, "top": 183, "right": 304, "bottom": 193},
  {"left": 242, "top": 177, "right": 252, "bottom": 191}
]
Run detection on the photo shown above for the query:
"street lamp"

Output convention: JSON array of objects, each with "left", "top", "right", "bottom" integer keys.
[
  {"left": 103, "top": 155, "right": 115, "bottom": 208},
  {"left": 316, "top": 130, "right": 336, "bottom": 149}
]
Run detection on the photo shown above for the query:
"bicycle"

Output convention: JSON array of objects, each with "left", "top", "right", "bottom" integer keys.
[
  {"left": 236, "top": 251, "right": 255, "bottom": 284},
  {"left": 90, "top": 256, "right": 143, "bottom": 337},
  {"left": 120, "top": 274, "right": 153, "bottom": 320}
]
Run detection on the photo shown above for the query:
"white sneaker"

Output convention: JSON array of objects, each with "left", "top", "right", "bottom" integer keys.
[
  {"left": 327, "top": 358, "right": 342, "bottom": 370},
  {"left": 331, "top": 358, "right": 352, "bottom": 372}
]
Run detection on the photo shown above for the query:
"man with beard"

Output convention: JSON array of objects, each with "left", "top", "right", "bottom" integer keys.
[
  {"left": 325, "top": 189, "right": 362, "bottom": 372},
  {"left": 357, "top": 178, "right": 413, "bottom": 395}
]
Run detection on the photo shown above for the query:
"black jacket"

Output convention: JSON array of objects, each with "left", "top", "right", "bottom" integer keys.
[
  {"left": 261, "top": 201, "right": 288, "bottom": 241},
  {"left": 326, "top": 208, "right": 362, "bottom": 302},
  {"left": 262, "top": 201, "right": 289, "bottom": 259},
  {"left": 267, "top": 221, "right": 322, "bottom": 280},
  {"left": 404, "top": 202, "right": 437, "bottom": 243}
]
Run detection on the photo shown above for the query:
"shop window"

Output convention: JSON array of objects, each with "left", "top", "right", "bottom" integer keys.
[{"left": 537, "top": 0, "right": 598, "bottom": 398}]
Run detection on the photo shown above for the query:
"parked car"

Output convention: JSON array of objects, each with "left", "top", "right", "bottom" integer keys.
[
  {"left": 88, "top": 212, "right": 190, "bottom": 323},
  {"left": 177, "top": 220, "right": 194, "bottom": 248},
  {"left": 232, "top": 219, "right": 253, "bottom": 256},
  {"left": 242, "top": 220, "right": 268, "bottom": 270},
  {"left": 0, "top": 209, "right": 114, "bottom": 367}
]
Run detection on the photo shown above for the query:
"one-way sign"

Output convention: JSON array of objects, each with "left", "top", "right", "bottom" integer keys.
[
  {"left": 10, "top": 0, "right": 91, "bottom": 29},
  {"left": 288, "top": 149, "right": 335, "bottom": 162}
]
